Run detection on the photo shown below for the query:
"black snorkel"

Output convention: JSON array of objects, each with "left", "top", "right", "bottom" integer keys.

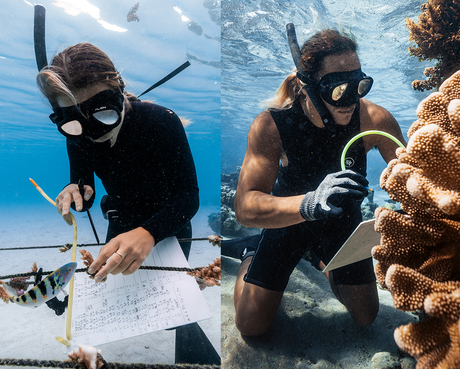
[
  {"left": 34, "top": 5, "right": 60, "bottom": 113},
  {"left": 34, "top": 5, "right": 48, "bottom": 72},
  {"left": 34, "top": 5, "right": 101, "bottom": 245},
  {"left": 286, "top": 23, "right": 336, "bottom": 132},
  {"left": 34, "top": 5, "right": 191, "bottom": 102}
]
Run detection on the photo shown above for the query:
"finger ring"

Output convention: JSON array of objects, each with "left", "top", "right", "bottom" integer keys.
[{"left": 115, "top": 251, "right": 124, "bottom": 259}]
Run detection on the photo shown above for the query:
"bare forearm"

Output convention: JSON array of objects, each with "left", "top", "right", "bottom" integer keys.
[{"left": 235, "top": 191, "right": 305, "bottom": 229}]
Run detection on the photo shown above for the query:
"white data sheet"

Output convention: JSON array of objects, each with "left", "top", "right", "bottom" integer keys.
[
  {"left": 71, "top": 237, "right": 211, "bottom": 346},
  {"left": 323, "top": 219, "right": 380, "bottom": 273}
]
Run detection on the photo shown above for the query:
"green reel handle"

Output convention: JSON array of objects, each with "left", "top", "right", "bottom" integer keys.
[{"left": 340, "top": 130, "right": 405, "bottom": 171}]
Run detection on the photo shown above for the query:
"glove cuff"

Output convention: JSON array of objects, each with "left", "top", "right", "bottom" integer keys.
[{"left": 299, "top": 192, "right": 317, "bottom": 221}]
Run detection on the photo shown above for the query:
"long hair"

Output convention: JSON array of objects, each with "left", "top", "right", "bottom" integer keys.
[
  {"left": 263, "top": 29, "right": 358, "bottom": 109},
  {"left": 36, "top": 43, "right": 128, "bottom": 107},
  {"left": 37, "top": 42, "right": 190, "bottom": 126}
]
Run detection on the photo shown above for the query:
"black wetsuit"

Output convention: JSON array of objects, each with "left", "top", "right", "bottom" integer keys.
[
  {"left": 244, "top": 97, "right": 376, "bottom": 290},
  {"left": 67, "top": 101, "right": 199, "bottom": 258}
]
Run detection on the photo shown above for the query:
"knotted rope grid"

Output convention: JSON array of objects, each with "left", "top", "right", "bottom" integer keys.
[
  {"left": 0, "top": 238, "right": 219, "bottom": 252},
  {"left": 0, "top": 357, "right": 220, "bottom": 369}
]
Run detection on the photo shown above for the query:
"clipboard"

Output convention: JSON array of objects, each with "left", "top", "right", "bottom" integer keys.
[{"left": 322, "top": 219, "right": 380, "bottom": 273}]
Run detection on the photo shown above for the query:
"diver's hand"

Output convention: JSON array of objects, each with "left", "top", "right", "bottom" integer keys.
[
  {"left": 300, "top": 170, "right": 368, "bottom": 221},
  {"left": 55, "top": 183, "right": 94, "bottom": 225},
  {"left": 89, "top": 227, "right": 155, "bottom": 283}
]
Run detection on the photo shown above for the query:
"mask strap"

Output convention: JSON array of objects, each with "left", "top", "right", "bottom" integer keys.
[{"left": 303, "top": 84, "right": 336, "bottom": 132}]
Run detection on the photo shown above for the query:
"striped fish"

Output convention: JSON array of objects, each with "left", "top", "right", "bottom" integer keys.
[{"left": 9, "top": 262, "right": 77, "bottom": 308}]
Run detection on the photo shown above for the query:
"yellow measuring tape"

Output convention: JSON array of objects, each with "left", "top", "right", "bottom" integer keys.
[{"left": 30, "top": 178, "right": 77, "bottom": 346}]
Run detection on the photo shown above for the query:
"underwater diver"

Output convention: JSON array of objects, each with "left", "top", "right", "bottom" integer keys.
[
  {"left": 227, "top": 26, "right": 407, "bottom": 336},
  {"left": 36, "top": 43, "right": 199, "bottom": 276},
  {"left": 35, "top": 42, "right": 219, "bottom": 365}
]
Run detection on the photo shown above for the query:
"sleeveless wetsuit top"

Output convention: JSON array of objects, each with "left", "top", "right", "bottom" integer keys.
[
  {"left": 243, "top": 98, "right": 371, "bottom": 291},
  {"left": 269, "top": 97, "right": 367, "bottom": 197}
]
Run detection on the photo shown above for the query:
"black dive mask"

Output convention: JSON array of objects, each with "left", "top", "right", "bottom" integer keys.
[
  {"left": 50, "top": 89, "right": 124, "bottom": 140},
  {"left": 309, "top": 69, "right": 373, "bottom": 107}
]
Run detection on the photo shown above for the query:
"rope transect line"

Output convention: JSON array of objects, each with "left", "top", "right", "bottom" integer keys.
[
  {"left": 0, "top": 265, "right": 205, "bottom": 281},
  {"left": 0, "top": 358, "right": 220, "bottom": 369},
  {"left": 0, "top": 238, "right": 216, "bottom": 251}
]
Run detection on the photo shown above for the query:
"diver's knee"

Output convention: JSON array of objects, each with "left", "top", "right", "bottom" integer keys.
[
  {"left": 351, "top": 304, "right": 379, "bottom": 326},
  {"left": 235, "top": 311, "right": 270, "bottom": 336}
]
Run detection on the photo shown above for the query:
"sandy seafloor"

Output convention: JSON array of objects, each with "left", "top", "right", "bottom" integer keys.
[
  {"left": 0, "top": 204, "right": 220, "bottom": 366},
  {"left": 221, "top": 190, "right": 419, "bottom": 369},
  {"left": 222, "top": 255, "right": 420, "bottom": 369}
]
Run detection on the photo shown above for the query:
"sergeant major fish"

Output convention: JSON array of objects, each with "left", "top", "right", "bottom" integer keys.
[{"left": 7, "top": 262, "right": 77, "bottom": 308}]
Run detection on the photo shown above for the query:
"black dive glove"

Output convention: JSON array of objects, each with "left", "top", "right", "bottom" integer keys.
[{"left": 299, "top": 170, "right": 369, "bottom": 221}]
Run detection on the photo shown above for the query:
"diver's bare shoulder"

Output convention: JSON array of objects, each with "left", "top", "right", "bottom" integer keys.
[
  {"left": 360, "top": 98, "right": 407, "bottom": 162},
  {"left": 250, "top": 110, "right": 282, "bottom": 149},
  {"left": 235, "top": 110, "right": 302, "bottom": 228},
  {"left": 238, "top": 110, "right": 282, "bottom": 192}
]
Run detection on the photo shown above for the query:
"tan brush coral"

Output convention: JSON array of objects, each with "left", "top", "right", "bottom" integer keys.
[
  {"left": 374, "top": 70, "right": 460, "bottom": 368},
  {"left": 385, "top": 265, "right": 460, "bottom": 311},
  {"left": 381, "top": 74, "right": 460, "bottom": 219},
  {"left": 394, "top": 317, "right": 453, "bottom": 363},
  {"left": 394, "top": 288, "right": 460, "bottom": 368},
  {"left": 408, "top": 92, "right": 451, "bottom": 136}
]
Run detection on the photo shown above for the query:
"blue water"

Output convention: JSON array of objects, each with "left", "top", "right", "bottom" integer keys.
[
  {"left": 0, "top": 3, "right": 221, "bottom": 358},
  {"left": 0, "top": 0, "right": 220, "bottom": 210},
  {"left": 0, "top": 0, "right": 436, "bottom": 218},
  {"left": 221, "top": 0, "right": 432, "bottom": 195}
]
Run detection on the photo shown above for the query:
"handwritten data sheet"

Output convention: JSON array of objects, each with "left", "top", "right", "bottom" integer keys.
[{"left": 71, "top": 237, "right": 211, "bottom": 346}]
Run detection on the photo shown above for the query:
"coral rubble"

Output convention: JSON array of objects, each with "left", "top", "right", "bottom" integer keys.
[
  {"left": 406, "top": 0, "right": 460, "bottom": 91},
  {"left": 373, "top": 70, "right": 460, "bottom": 368}
]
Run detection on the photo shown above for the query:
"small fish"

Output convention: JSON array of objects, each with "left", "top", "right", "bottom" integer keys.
[{"left": 9, "top": 262, "right": 77, "bottom": 308}]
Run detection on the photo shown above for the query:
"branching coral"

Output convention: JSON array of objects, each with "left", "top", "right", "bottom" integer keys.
[
  {"left": 380, "top": 72, "right": 460, "bottom": 219},
  {"left": 207, "top": 235, "right": 222, "bottom": 247},
  {"left": 127, "top": 2, "right": 140, "bottom": 22},
  {"left": 0, "top": 281, "right": 10, "bottom": 303},
  {"left": 80, "top": 249, "right": 95, "bottom": 269},
  {"left": 394, "top": 288, "right": 460, "bottom": 368},
  {"left": 385, "top": 264, "right": 460, "bottom": 311},
  {"left": 0, "top": 262, "right": 39, "bottom": 304},
  {"left": 68, "top": 344, "right": 104, "bottom": 369},
  {"left": 79, "top": 249, "right": 106, "bottom": 282},
  {"left": 374, "top": 70, "right": 460, "bottom": 367},
  {"left": 187, "top": 258, "right": 221, "bottom": 290},
  {"left": 406, "top": 0, "right": 460, "bottom": 91},
  {"left": 7, "top": 277, "right": 29, "bottom": 294}
]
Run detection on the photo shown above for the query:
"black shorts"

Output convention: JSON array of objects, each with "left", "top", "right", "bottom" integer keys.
[{"left": 244, "top": 211, "right": 376, "bottom": 291}]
